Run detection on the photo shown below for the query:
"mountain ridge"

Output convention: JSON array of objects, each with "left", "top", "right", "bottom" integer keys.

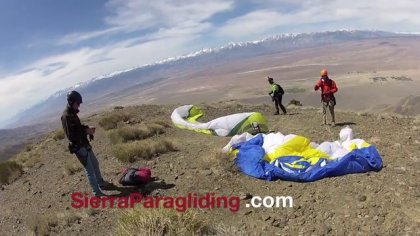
[{"left": 6, "top": 30, "right": 402, "bottom": 129}]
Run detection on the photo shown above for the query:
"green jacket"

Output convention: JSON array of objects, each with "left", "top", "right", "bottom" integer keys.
[{"left": 269, "top": 83, "right": 284, "bottom": 96}]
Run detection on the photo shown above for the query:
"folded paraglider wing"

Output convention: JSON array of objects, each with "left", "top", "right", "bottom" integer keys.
[
  {"left": 171, "top": 105, "right": 268, "bottom": 136},
  {"left": 223, "top": 127, "right": 383, "bottom": 182}
]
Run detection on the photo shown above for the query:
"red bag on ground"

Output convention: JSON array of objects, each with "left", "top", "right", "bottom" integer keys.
[{"left": 119, "top": 167, "right": 152, "bottom": 186}]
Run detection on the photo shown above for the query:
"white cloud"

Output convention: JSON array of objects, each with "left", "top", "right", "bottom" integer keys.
[
  {"left": 59, "top": 0, "right": 234, "bottom": 45},
  {"left": 1, "top": 0, "right": 235, "bottom": 126},
  {"left": 0, "top": 34, "right": 202, "bottom": 125},
  {"left": 217, "top": 0, "right": 420, "bottom": 39}
]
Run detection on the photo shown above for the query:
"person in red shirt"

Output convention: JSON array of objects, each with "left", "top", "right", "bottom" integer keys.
[{"left": 314, "top": 69, "right": 338, "bottom": 126}]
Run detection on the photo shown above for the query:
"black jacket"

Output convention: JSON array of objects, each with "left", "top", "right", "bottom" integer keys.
[{"left": 61, "top": 105, "right": 90, "bottom": 149}]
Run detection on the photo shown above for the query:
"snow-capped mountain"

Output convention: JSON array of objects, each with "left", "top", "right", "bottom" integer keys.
[{"left": 6, "top": 30, "right": 403, "bottom": 128}]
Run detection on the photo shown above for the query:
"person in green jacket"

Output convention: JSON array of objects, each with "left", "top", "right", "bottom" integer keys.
[{"left": 268, "top": 77, "right": 287, "bottom": 115}]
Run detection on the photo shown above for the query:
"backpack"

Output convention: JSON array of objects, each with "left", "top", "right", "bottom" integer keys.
[
  {"left": 274, "top": 83, "right": 284, "bottom": 95},
  {"left": 119, "top": 167, "right": 152, "bottom": 186}
]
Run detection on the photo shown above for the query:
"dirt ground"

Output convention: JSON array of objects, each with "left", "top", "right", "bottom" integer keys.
[{"left": 0, "top": 102, "right": 419, "bottom": 235}]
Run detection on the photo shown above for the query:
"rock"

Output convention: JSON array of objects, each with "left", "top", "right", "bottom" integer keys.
[
  {"left": 359, "top": 195, "right": 367, "bottom": 202},
  {"left": 272, "top": 219, "right": 287, "bottom": 228},
  {"left": 203, "top": 169, "right": 213, "bottom": 176},
  {"left": 239, "top": 192, "right": 253, "bottom": 200},
  {"left": 317, "top": 224, "right": 332, "bottom": 234},
  {"left": 48, "top": 205, "right": 52, "bottom": 209},
  {"left": 16, "top": 219, "right": 21, "bottom": 224},
  {"left": 271, "top": 220, "right": 281, "bottom": 227},
  {"left": 243, "top": 210, "right": 253, "bottom": 216},
  {"left": 356, "top": 204, "right": 365, "bottom": 209},
  {"left": 394, "top": 167, "right": 406, "bottom": 174},
  {"left": 152, "top": 190, "right": 162, "bottom": 197},
  {"left": 174, "top": 175, "right": 179, "bottom": 180}
]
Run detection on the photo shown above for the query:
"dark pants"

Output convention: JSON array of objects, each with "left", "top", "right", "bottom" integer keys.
[
  {"left": 273, "top": 95, "right": 287, "bottom": 114},
  {"left": 322, "top": 100, "right": 335, "bottom": 124}
]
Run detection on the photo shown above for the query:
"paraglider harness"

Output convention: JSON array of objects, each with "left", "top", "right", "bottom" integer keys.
[
  {"left": 251, "top": 122, "right": 262, "bottom": 133},
  {"left": 119, "top": 167, "right": 152, "bottom": 186}
]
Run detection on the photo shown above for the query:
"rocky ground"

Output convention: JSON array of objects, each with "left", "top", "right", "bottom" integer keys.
[{"left": 0, "top": 102, "right": 419, "bottom": 235}]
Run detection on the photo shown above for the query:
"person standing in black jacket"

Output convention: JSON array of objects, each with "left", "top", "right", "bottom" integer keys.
[{"left": 61, "top": 91, "right": 112, "bottom": 196}]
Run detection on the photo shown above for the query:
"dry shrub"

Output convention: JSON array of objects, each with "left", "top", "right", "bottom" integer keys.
[
  {"left": 116, "top": 207, "right": 216, "bottom": 236},
  {"left": 25, "top": 144, "right": 33, "bottom": 152},
  {"left": 414, "top": 115, "right": 420, "bottom": 125},
  {"left": 15, "top": 150, "right": 41, "bottom": 169},
  {"left": 0, "top": 160, "right": 23, "bottom": 185},
  {"left": 60, "top": 212, "right": 82, "bottom": 227},
  {"left": 108, "top": 124, "right": 165, "bottom": 144},
  {"left": 288, "top": 99, "right": 303, "bottom": 106},
  {"left": 112, "top": 139, "right": 177, "bottom": 163},
  {"left": 53, "top": 129, "right": 65, "bottom": 141},
  {"left": 152, "top": 120, "right": 172, "bottom": 128},
  {"left": 64, "top": 161, "right": 83, "bottom": 176},
  {"left": 99, "top": 111, "right": 131, "bottom": 130},
  {"left": 201, "top": 150, "right": 239, "bottom": 174},
  {"left": 29, "top": 213, "right": 58, "bottom": 236},
  {"left": 29, "top": 211, "right": 83, "bottom": 235}
]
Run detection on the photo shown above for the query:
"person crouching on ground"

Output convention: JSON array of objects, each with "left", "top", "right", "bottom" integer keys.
[
  {"left": 268, "top": 77, "right": 287, "bottom": 115},
  {"left": 314, "top": 69, "right": 338, "bottom": 126},
  {"left": 61, "top": 91, "right": 113, "bottom": 196}
]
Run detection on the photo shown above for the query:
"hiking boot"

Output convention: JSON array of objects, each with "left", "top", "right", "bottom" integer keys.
[
  {"left": 94, "top": 192, "right": 107, "bottom": 197},
  {"left": 99, "top": 181, "right": 116, "bottom": 190},
  {"left": 274, "top": 112, "right": 280, "bottom": 115}
]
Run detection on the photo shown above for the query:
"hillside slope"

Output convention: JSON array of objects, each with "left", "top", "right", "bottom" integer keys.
[{"left": 0, "top": 102, "right": 419, "bottom": 235}]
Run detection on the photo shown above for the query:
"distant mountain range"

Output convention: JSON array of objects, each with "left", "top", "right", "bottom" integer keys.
[{"left": 5, "top": 30, "right": 411, "bottom": 128}]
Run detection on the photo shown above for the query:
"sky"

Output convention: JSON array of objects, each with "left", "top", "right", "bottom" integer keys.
[{"left": 1, "top": 0, "right": 420, "bottom": 127}]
